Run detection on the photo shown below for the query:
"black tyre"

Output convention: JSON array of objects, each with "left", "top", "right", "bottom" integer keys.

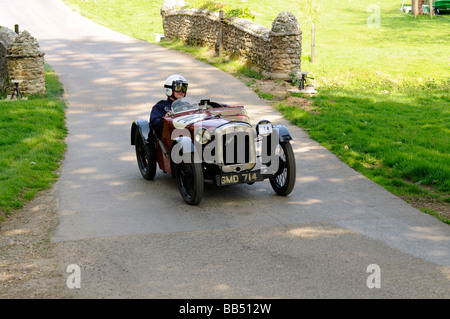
[
  {"left": 269, "top": 141, "right": 296, "bottom": 196},
  {"left": 175, "top": 151, "right": 204, "bottom": 205},
  {"left": 135, "top": 130, "right": 157, "bottom": 180}
]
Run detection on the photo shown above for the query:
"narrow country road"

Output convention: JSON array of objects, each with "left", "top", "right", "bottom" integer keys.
[{"left": 1, "top": 0, "right": 448, "bottom": 298}]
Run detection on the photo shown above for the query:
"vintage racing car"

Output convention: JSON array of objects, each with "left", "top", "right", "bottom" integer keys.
[{"left": 131, "top": 97, "right": 296, "bottom": 205}]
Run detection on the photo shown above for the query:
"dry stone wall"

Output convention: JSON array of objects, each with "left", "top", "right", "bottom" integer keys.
[
  {"left": 161, "top": 4, "right": 302, "bottom": 80},
  {"left": 0, "top": 27, "right": 17, "bottom": 89},
  {"left": 0, "top": 27, "right": 45, "bottom": 95}
]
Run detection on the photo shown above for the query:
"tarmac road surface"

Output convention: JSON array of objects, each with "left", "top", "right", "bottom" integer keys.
[{"left": 1, "top": 0, "right": 448, "bottom": 298}]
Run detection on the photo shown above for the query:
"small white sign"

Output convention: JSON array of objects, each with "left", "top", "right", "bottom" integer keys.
[{"left": 258, "top": 123, "right": 272, "bottom": 135}]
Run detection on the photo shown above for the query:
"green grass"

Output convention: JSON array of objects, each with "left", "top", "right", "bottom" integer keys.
[
  {"left": 0, "top": 65, "right": 67, "bottom": 220},
  {"left": 63, "top": 0, "right": 166, "bottom": 42},
  {"left": 279, "top": 85, "right": 449, "bottom": 194},
  {"left": 63, "top": 0, "right": 449, "bottom": 222}
]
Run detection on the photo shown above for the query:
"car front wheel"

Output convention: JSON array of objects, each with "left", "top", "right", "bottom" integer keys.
[
  {"left": 269, "top": 141, "right": 296, "bottom": 196},
  {"left": 175, "top": 151, "right": 204, "bottom": 205}
]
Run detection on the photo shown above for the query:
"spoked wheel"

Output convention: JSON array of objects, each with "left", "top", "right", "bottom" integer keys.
[
  {"left": 175, "top": 152, "right": 204, "bottom": 205},
  {"left": 135, "top": 130, "right": 157, "bottom": 180},
  {"left": 269, "top": 141, "right": 296, "bottom": 196}
]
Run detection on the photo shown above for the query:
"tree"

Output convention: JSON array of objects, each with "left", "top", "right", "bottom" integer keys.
[{"left": 298, "top": 0, "right": 326, "bottom": 64}]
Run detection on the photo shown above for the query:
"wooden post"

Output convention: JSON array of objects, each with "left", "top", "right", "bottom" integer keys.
[
  {"left": 311, "top": 22, "right": 315, "bottom": 64},
  {"left": 413, "top": 0, "right": 418, "bottom": 18},
  {"left": 14, "top": 24, "right": 19, "bottom": 34},
  {"left": 218, "top": 10, "right": 223, "bottom": 57},
  {"left": 430, "top": 0, "right": 434, "bottom": 19}
]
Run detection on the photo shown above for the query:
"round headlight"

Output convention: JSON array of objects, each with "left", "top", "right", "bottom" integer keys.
[
  {"left": 256, "top": 120, "right": 273, "bottom": 137},
  {"left": 194, "top": 128, "right": 211, "bottom": 144}
]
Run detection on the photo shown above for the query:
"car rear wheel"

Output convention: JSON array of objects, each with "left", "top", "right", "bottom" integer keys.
[
  {"left": 269, "top": 141, "right": 296, "bottom": 196},
  {"left": 175, "top": 152, "right": 204, "bottom": 205},
  {"left": 135, "top": 130, "right": 157, "bottom": 180}
]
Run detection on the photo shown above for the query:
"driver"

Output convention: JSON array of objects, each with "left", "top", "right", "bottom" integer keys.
[{"left": 150, "top": 74, "right": 188, "bottom": 138}]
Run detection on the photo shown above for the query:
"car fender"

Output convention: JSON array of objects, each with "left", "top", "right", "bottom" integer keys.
[
  {"left": 171, "top": 136, "right": 194, "bottom": 154},
  {"left": 170, "top": 136, "right": 201, "bottom": 164},
  {"left": 131, "top": 119, "right": 150, "bottom": 145},
  {"left": 273, "top": 125, "right": 293, "bottom": 142}
]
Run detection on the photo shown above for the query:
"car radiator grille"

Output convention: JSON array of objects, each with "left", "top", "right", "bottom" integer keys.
[{"left": 222, "top": 132, "right": 251, "bottom": 165}]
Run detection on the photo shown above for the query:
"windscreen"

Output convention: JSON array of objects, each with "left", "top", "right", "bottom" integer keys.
[{"left": 171, "top": 97, "right": 199, "bottom": 114}]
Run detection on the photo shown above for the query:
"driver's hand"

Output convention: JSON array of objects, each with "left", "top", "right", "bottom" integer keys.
[{"left": 166, "top": 110, "right": 173, "bottom": 116}]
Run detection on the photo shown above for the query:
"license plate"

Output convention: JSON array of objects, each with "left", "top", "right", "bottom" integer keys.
[{"left": 217, "top": 171, "right": 263, "bottom": 186}]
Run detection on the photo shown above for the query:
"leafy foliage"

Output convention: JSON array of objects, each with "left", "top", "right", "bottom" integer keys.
[{"left": 189, "top": 0, "right": 255, "bottom": 21}]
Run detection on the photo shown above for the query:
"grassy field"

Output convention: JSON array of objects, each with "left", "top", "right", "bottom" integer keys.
[
  {"left": 62, "top": 0, "right": 450, "bottom": 222},
  {"left": 0, "top": 65, "right": 67, "bottom": 221}
]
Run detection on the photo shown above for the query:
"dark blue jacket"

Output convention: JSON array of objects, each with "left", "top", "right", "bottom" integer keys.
[{"left": 149, "top": 98, "right": 173, "bottom": 137}]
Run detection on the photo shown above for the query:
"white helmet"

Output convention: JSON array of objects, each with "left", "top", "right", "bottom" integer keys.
[{"left": 164, "top": 74, "right": 188, "bottom": 97}]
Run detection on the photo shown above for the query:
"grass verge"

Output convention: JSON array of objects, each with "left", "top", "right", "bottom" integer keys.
[{"left": 0, "top": 65, "right": 67, "bottom": 222}]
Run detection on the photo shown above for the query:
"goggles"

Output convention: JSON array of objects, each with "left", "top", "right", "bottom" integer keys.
[{"left": 172, "top": 80, "right": 188, "bottom": 93}]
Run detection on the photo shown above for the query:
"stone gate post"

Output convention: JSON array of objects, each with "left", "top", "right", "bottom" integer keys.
[
  {"left": 265, "top": 11, "right": 302, "bottom": 80},
  {"left": 6, "top": 30, "right": 46, "bottom": 95}
]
